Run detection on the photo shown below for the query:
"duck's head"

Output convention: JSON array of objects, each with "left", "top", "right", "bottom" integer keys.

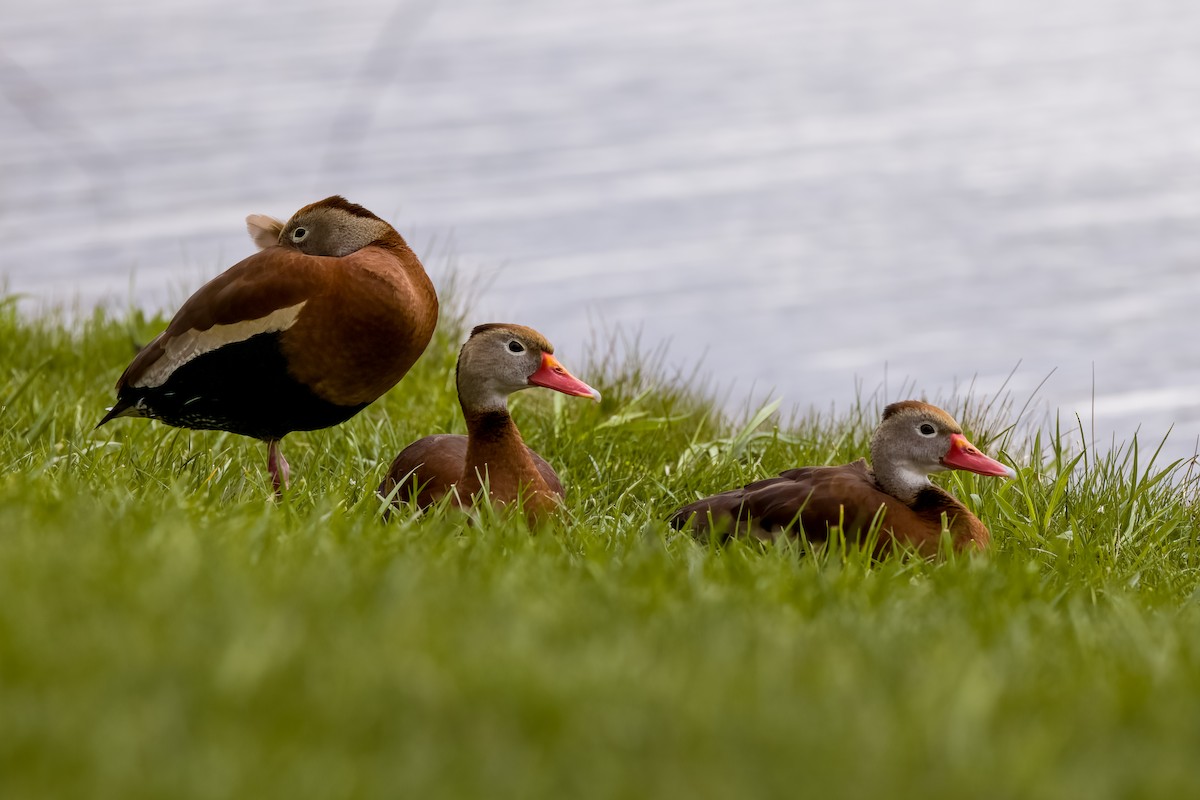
[
  {"left": 870, "top": 400, "right": 1014, "bottom": 499},
  {"left": 455, "top": 323, "right": 601, "bottom": 413},
  {"left": 245, "top": 196, "right": 401, "bottom": 257}
]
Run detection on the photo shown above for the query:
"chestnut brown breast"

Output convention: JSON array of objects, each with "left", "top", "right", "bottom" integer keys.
[
  {"left": 275, "top": 245, "right": 438, "bottom": 407},
  {"left": 379, "top": 424, "right": 564, "bottom": 513}
]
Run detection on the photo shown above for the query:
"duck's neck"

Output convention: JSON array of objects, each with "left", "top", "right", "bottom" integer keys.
[
  {"left": 459, "top": 405, "right": 548, "bottom": 502},
  {"left": 870, "top": 458, "right": 934, "bottom": 504}
]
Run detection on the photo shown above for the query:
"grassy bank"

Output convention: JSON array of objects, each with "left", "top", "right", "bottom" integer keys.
[{"left": 2, "top": 297, "right": 1199, "bottom": 799}]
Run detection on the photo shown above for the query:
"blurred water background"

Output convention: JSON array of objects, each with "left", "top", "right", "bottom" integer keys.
[{"left": 3, "top": 0, "right": 1200, "bottom": 459}]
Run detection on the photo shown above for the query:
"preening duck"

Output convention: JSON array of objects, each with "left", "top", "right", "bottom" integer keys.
[
  {"left": 378, "top": 323, "right": 600, "bottom": 520},
  {"left": 670, "top": 400, "right": 1014, "bottom": 554},
  {"left": 98, "top": 196, "right": 439, "bottom": 493}
]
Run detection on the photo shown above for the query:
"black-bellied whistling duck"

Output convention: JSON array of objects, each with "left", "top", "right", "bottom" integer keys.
[
  {"left": 670, "top": 400, "right": 1014, "bottom": 555},
  {"left": 378, "top": 323, "right": 600, "bottom": 520},
  {"left": 98, "top": 196, "right": 439, "bottom": 493}
]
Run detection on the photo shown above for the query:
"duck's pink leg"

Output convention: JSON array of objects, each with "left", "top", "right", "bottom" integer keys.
[{"left": 267, "top": 439, "right": 290, "bottom": 495}]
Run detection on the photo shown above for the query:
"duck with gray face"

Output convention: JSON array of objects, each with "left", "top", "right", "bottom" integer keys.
[
  {"left": 99, "top": 196, "right": 439, "bottom": 496},
  {"left": 868, "top": 400, "right": 1014, "bottom": 503},
  {"left": 671, "top": 400, "right": 1013, "bottom": 555},
  {"left": 379, "top": 323, "right": 600, "bottom": 521}
]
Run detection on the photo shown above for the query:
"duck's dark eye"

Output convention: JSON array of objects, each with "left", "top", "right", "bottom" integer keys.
[
  {"left": 507, "top": 340, "right": 525, "bottom": 353},
  {"left": 919, "top": 423, "right": 936, "bottom": 436},
  {"left": 292, "top": 227, "right": 308, "bottom": 241}
]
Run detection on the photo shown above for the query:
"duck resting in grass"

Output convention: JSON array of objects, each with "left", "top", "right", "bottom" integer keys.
[
  {"left": 670, "top": 400, "right": 1014, "bottom": 555},
  {"left": 378, "top": 323, "right": 600, "bottom": 521}
]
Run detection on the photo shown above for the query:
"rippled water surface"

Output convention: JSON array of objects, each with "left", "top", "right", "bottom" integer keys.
[{"left": 4, "top": 0, "right": 1200, "bottom": 457}]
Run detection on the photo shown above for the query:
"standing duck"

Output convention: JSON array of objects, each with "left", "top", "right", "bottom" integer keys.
[
  {"left": 98, "top": 196, "right": 439, "bottom": 493},
  {"left": 670, "top": 401, "right": 1014, "bottom": 554},
  {"left": 378, "top": 323, "right": 600, "bottom": 520}
]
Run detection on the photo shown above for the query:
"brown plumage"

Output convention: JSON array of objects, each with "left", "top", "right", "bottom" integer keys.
[
  {"left": 670, "top": 401, "right": 1014, "bottom": 555},
  {"left": 378, "top": 323, "right": 600, "bottom": 521},
  {"left": 98, "top": 196, "right": 439, "bottom": 493}
]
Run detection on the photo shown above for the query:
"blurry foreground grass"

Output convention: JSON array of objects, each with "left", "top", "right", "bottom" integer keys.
[{"left": 2, "top": 295, "right": 1200, "bottom": 799}]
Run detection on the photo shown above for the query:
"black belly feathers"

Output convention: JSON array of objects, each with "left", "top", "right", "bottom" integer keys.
[{"left": 100, "top": 331, "right": 366, "bottom": 441}]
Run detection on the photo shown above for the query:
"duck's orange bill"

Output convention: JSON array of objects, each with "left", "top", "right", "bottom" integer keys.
[
  {"left": 528, "top": 353, "right": 602, "bottom": 401},
  {"left": 941, "top": 433, "right": 1015, "bottom": 478}
]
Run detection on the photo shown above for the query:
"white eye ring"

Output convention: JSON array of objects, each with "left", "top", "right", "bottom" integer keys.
[
  {"left": 507, "top": 340, "right": 525, "bottom": 354},
  {"left": 918, "top": 423, "right": 937, "bottom": 437},
  {"left": 291, "top": 227, "right": 308, "bottom": 242}
]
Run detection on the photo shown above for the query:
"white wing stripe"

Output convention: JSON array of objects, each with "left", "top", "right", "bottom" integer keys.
[{"left": 134, "top": 301, "right": 307, "bottom": 389}]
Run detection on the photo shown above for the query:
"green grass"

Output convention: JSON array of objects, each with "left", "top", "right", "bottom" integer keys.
[{"left": 2, "top": 294, "right": 1200, "bottom": 799}]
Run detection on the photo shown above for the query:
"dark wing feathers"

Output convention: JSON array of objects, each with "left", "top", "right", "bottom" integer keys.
[
  {"left": 534, "top": 454, "right": 564, "bottom": 497},
  {"left": 671, "top": 459, "right": 897, "bottom": 542},
  {"left": 115, "top": 247, "right": 327, "bottom": 392},
  {"left": 379, "top": 434, "right": 466, "bottom": 508}
]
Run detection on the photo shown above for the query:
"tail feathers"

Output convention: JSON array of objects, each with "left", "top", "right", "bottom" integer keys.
[
  {"left": 246, "top": 214, "right": 284, "bottom": 250},
  {"left": 96, "top": 398, "right": 142, "bottom": 429}
]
